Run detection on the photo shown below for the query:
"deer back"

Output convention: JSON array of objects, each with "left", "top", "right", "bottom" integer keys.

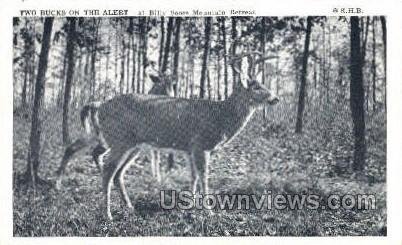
[{"left": 95, "top": 93, "right": 255, "bottom": 152}]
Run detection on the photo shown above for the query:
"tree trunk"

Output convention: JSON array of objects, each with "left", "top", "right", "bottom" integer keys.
[
  {"left": 327, "top": 24, "right": 332, "bottom": 105},
  {"left": 142, "top": 17, "right": 149, "bottom": 94},
  {"left": 159, "top": 17, "right": 165, "bottom": 72},
  {"left": 161, "top": 17, "right": 174, "bottom": 74},
  {"left": 276, "top": 58, "right": 280, "bottom": 95},
  {"left": 295, "top": 16, "right": 312, "bottom": 134},
  {"left": 261, "top": 17, "right": 266, "bottom": 85},
  {"left": 26, "top": 17, "right": 54, "bottom": 186},
  {"left": 231, "top": 17, "right": 238, "bottom": 90},
  {"left": 361, "top": 17, "right": 370, "bottom": 112},
  {"left": 83, "top": 49, "right": 90, "bottom": 100},
  {"left": 120, "top": 37, "right": 125, "bottom": 94},
  {"left": 62, "top": 18, "right": 77, "bottom": 145},
  {"left": 29, "top": 23, "right": 37, "bottom": 105},
  {"left": 131, "top": 31, "right": 137, "bottom": 93},
  {"left": 22, "top": 53, "right": 29, "bottom": 107},
  {"left": 261, "top": 17, "right": 267, "bottom": 119},
  {"left": 222, "top": 17, "right": 228, "bottom": 99},
  {"left": 207, "top": 69, "right": 211, "bottom": 99},
  {"left": 361, "top": 17, "right": 370, "bottom": 62},
  {"left": 380, "top": 16, "right": 386, "bottom": 111},
  {"left": 114, "top": 30, "right": 119, "bottom": 93},
  {"left": 200, "top": 17, "right": 212, "bottom": 99},
  {"left": 172, "top": 17, "right": 182, "bottom": 96},
  {"left": 350, "top": 16, "right": 366, "bottom": 171},
  {"left": 90, "top": 19, "right": 99, "bottom": 99},
  {"left": 136, "top": 26, "right": 142, "bottom": 94},
  {"left": 105, "top": 35, "right": 111, "bottom": 100},
  {"left": 372, "top": 17, "right": 377, "bottom": 111},
  {"left": 322, "top": 24, "right": 327, "bottom": 104},
  {"left": 58, "top": 53, "right": 67, "bottom": 107},
  {"left": 136, "top": 18, "right": 144, "bottom": 94},
  {"left": 126, "top": 36, "right": 131, "bottom": 94},
  {"left": 217, "top": 21, "right": 222, "bottom": 101}
]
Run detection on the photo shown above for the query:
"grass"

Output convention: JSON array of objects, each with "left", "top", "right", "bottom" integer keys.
[{"left": 13, "top": 102, "right": 386, "bottom": 236}]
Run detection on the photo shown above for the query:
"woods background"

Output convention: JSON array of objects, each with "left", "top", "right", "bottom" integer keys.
[{"left": 12, "top": 16, "right": 386, "bottom": 236}]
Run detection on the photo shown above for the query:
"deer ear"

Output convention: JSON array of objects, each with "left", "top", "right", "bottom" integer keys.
[
  {"left": 149, "top": 75, "right": 162, "bottom": 84},
  {"left": 239, "top": 78, "right": 248, "bottom": 89}
]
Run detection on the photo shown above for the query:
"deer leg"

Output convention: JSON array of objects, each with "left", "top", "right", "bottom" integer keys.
[
  {"left": 102, "top": 148, "right": 131, "bottom": 221},
  {"left": 150, "top": 149, "right": 161, "bottom": 183},
  {"left": 92, "top": 143, "right": 109, "bottom": 173},
  {"left": 191, "top": 148, "right": 209, "bottom": 194},
  {"left": 55, "top": 138, "right": 88, "bottom": 189},
  {"left": 155, "top": 150, "right": 161, "bottom": 183},
  {"left": 191, "top": 148, "right": 213, "bottom": 211},
  {"left": 202, "top": 152, "right": 210, "bottom": 195},
  {"left": 189, "top": 151, "right": 200, "bottom": 196},
  {"left": 167, "top": 153, "right": 175, "bottom": 171},
  {"left": 114, "top": 147, "right": 141, "bottom": 209},
  {"left": 192, "top": 149, "right": 213, "bottom": 211}
]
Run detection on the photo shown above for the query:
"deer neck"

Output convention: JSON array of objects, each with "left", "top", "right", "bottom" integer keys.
[{"left": 220, "top": 90, "right": 256, "bottom": 145}]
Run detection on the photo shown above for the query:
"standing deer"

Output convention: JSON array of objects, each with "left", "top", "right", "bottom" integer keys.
[
  {"left": 55, "top": 73, "right": 175, "bottom": 187},
  {"left": 58, "top": 51, "right": 279, "bottom": 220}
]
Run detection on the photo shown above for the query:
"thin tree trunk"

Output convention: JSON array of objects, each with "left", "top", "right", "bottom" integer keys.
[
  {"left": 322, "top": 24, "right": 327, "bottom": 104},
  {"left": 276, "top": 58, "right": 280, "bottom": 95},
  {"left": 327, "top": 24, "right": 332, "bottom": 105},
  {"left": 83, "top": 49, "right": 90, "bottom": 100},
  {"left": 380, "top": 16, "right": 386, "bottom": 111},
  {"left": 231, "top": 17, "right": 238, "bottom": 90},
  {"left": 361, "top": 17, "right": 370, "bottom": 62},
  {"left": 29, "top": 23, "right": 37, "bottom": 105},
  {"left": 22, "top": 54, "right": 29, "bottom": 107},
  {"left": 75, "top": 49, "right": 83, "bottom": 106},
  {"left": 136, "top": 24, "right": 142, "bottom": 94},
  {"left": 142, "top": 17, "right": 149, "bottom": 94},
  {"left": 105, "top": 35, "right": 111, "bottom": 100},
  {"left": 372, "top": 17, "right": 377, "bottom": 111},
  {"left": 295, "top": 16, "right": 313, "bottom": 134},
  {"left": 131, "top": 32, "right": 137, "bottom": 93},
  {"left": 21, "top": 20, "right": 30, "bottom": 107},
  {"left": 261, "top": 17, "right": 267, "bottom": 119},
  {"left": 159, "top": 17, "right": 165, "bottom": 72},
  {"left": 126, "top": 37, "right": 131, "bottom": 94},
  {"left": 350, "top": 16, "right": 366, "bottom": 171},
  {"left": 207, "top": 69, "right": 211, "bottom": 99},
  {"left": 261, "top": 17, "right": 266, "bottom": 85},
  {"left": 217, "top": 24, "right": 222, "bottom": 101},
  {"left": 190, "top": 58, "right": 194, "bottom": 98},
  {"left": 172, "top": 17, "right": 182, "bottom": 96},
  {"left": 59, "top": 53, "right": 67, "bottom": 107},
  {"left": 120, "top": 37, "right": 125, "bottom": 94},
  {"left": 62, "top": 18, "right": 77, "bottom": 145},
  {"left": 361, "top": 17, "right": 370, "bottom": 112},
  {"left": 26, "top": 17, "right": 54, "bottom": 185},
  {"left": 222, "top": 18, "right": 228, "bottom": 99},
  {"left": 161, "top": 17, "right": 174, "bottom": 74},
  {"left": 90, "top": 19, "right": 99, "bottom": 99},
  {"left": 200, "top": 17, "right": 212, "bottom": 99},
  {"left": 114, "top": 28, "right": 119, "bottom": 94}
]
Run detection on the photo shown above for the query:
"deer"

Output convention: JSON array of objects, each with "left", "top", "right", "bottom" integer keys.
[
  {"left": 58, "top": 49, "right": 279, "bottom": 220},
  {"left": 55, "top": 73, "right": 176, "bottom": 188}
]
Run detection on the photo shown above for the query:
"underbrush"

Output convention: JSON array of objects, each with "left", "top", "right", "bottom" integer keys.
[{"left": 13, "top": 102, "right": 386, "bottom": 236}]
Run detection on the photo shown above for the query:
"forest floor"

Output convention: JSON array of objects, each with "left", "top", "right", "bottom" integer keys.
[{"left": 13, "top": 103, "right": 386, "bottom": 236}]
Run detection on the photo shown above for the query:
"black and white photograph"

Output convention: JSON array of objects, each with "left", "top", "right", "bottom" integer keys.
[{"left": 10, "top": 15, "right": 387, "bottom": 237}]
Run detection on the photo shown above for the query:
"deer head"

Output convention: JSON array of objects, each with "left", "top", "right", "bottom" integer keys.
[
  {"left": 230, "top": 50, "right": 279, "bottom": 108},
  {"left": 149, "top": 73, "right": 175, "bottom": 97}
]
